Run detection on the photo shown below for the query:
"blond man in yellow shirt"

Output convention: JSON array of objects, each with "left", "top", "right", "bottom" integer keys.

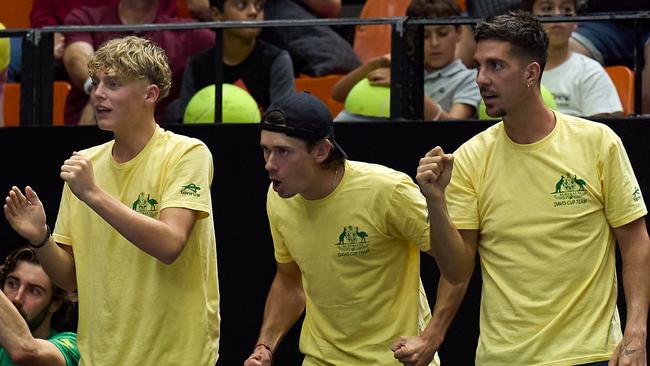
[{"left": 4, "top": 36, "right": 220, "bottom": 365}]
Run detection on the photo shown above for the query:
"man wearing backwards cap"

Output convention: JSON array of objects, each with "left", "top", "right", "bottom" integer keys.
[{"left": 245, "top": 92, "right": 467, "bottom": 366}]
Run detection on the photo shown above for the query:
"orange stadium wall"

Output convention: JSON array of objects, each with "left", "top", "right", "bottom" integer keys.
[{"left": 0, "top": 121, "right": 648, "bottom": 365}]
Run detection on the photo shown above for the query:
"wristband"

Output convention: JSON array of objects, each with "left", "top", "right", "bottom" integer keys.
[
  {"left": 432, "top": 104, "right": 443, "bottom": 121},
  {"left": 83, "top": 77, "right": 93, "bottom": 95},
  {"left": 30, "top": 225, "right": 51, "bottom": 249}
]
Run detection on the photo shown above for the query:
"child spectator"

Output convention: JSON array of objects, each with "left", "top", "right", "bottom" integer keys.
[
  {"left": 523, "top": 0, "right": 623, "bottom": 117},
  {"left": 168, "top": 0, "right": 294, "bottom": 123},
  {"left": 332, "top": 0, "right": 480, "bottom": 121}
]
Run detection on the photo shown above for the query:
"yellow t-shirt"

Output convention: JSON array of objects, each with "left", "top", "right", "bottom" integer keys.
[
  {"left": 267, "top": 160, "right": 438, "bottom": 366},
  {"left": 447, "top": 112, "right": 647, "bottom": 366},
  {"left": 53, "top": 126, "right": 220, "bottom": 366}
]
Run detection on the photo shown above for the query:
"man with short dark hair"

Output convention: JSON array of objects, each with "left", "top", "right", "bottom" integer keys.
[
  {"left": 418, "top": 11, "right": 650, "bottom": 365},
  {"left": 245, "top": 92, "right": 467, "bottom": 366},
  {"left": 0, "top": 247, "right": 79, "bottom": 366}
]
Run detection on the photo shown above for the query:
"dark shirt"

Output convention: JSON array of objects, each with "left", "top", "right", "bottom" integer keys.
[{"left": 170, "top": 39, "right": 294, "bottom": 123}]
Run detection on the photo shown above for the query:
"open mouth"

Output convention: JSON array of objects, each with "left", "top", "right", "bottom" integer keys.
[{"left": 95, "top": 105, "right": 112, "bottom": 117}]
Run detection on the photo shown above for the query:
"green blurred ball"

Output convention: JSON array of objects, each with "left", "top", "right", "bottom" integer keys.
[
  {"left": 184, "top": 83, "right": 261, "bottom": 124},
  {"left": 344, "top": 78, "right": 390, "bottom": 118}
]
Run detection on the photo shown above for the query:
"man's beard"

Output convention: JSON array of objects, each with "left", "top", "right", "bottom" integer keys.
[{"left": 16, "top": 301, "right": 52, "bottom": 332}]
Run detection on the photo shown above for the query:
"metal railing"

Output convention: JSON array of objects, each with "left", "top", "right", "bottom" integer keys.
[{"left": 0, "top": 11, "right": 648, "bottom": 125}]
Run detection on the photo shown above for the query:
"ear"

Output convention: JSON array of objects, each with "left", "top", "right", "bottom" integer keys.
[
  {"left": 144, "top": 84, "right": 160, "bottom": 105},
  {"left": 525, "top": 62, "right": 542, "bottom": 86},
  {"left": 313, "top": 140, "right": 333, "bottom": 164},
  {"left": 48, "top": 297, "right": 63, "bottom": 314}
]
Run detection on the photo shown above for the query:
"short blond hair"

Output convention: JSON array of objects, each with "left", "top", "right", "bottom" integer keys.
[{"left": 88, "top": 36, "right": 172, "bottom": 101}]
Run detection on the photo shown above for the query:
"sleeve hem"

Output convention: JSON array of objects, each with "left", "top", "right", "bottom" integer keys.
[{"left": 609, "top": 209, "right": 648, "bottom": 228}]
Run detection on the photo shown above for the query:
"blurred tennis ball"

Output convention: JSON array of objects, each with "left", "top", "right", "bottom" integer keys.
[
  {"left": 344, "top": 78, "right": 390, "bottom": 118},
  {"left": 184, "top": 83, "right": 261, "bottom": 124}
]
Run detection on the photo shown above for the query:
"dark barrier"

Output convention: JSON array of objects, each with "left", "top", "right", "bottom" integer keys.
[{"left": 1, "top": 119, "right": 649, "bottom": 365}]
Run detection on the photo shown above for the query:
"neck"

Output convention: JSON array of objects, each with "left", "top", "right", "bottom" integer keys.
[
  {"left": 545, "top": 43, "right": 571, "bottom": 70},
  {"left": 223, "top": 33, "right": 256, "bottom": 66},
  {"left": 112, "top": 120, "right": 157, "bottom": 163},
  {"left": 502, "top": 91, "right": 556, "bottom": 144},
  {"left": 118, "top": 0, "right": 158, "bottom": 25},
  {"left": 32, "top": 318, "right": 52, "bottom": 340},
  {"left": 301, "top": 164, "right": 345, "bottom": 200}
]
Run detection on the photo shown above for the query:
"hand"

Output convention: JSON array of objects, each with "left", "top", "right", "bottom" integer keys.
[
  {"left": 391, "top": 334, "right": 441, "bottom": 366},
  {"left": 243, "top": 345, "right": 272, "bottom": 366},
  {"left": 4, "top": 186, "right": 48, "bottom": 245},
  {"left": 368, "top": 67, "right": 391, "bottom": 86},
  {"left": 79, "top": 102, "right": 96, "bottom": 125},
  {"left": 609, "top": 334, "right": 647, "bottom": 366},
  {"left": 54, "top": 32, "right": 65, "bottom": 60},
  {"left": 60, "top": 152, "right": 98, "bottom": 203},
  {"left": 370, "top": 53, "right": 391, "bottom": 68},
  {"left": 416, "top": 146, "right": 454, "bottom": 201}
]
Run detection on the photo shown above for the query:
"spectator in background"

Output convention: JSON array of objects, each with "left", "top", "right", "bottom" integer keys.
[
  {"left": 332, "top": 0, "right": 480, "bottom": 121},
  {"left": 62, "top": 0, "right": 214, "bottom": 125},
  {"left": 568, "top": 0, "right": 650, "bottom": 114},
  {"left": 167, "top": 0, "right": 294, "bottom": 123},
  {"left": 0, "top": 247, "right": 79, "bottom": 366},
  {"left": 455, "top": 0, "right": 521, "bottom": 67},
  {"left": 28, "top": 0, "right": 178, "bottom": 81},
  {"left": 522, "top": 0, "right": 622, "bottom": 117},
  {"left": 263, "top": 0, "right": 360, "bottom": 76},
  {"left": 183, "top": 0, "right": 360, "bottom": 76},
  {"left": 0, "top": 22, "right": 9, "bottom": 127}
]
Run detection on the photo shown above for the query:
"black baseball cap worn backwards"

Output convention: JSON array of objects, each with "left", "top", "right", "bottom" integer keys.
[{"left": 260, "top": 92, "right": 347, "bottom": 158}]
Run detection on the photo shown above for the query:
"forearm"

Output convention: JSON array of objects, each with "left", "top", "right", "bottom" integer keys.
[
  {"left": 0, "top": 292, "right": 37, "bottom": 360},
  {"left": 331, "top": 58, "right": 388, "bottom": 102},
  {"left": 84, "top": 189, "right": 192, "bottom": 264},
  {"left": 424, "top": 97, "right": 448, "bottom": 121},
  {"left": 186, "top": 0, "right": 212, "bottom": 21},
  {"left": 300, "top": 0, "right": 341, "bottom": 18},
  {"left": 621, "top": 244, "right": 650, "bottom": 337},
  {"left": 34, "top": 240, "right": 77, "bottom": 292},
  {"left": 256, "top": 273, "right": 306, "bottom": 350},
  {"left": 63, "top": 42, "right": 93, "bottom": 89},
  {"left": 421, "top": 276, "right": 470, "bottom": 343},
  {"left": 427, "top": 197, "right": 475, "bottom": 283}
]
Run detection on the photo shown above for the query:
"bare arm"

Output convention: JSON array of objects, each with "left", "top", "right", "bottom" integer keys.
[
  {"left": 299, "top": 0, "right": 341, "bottom": 18},
  {"left": 60, "top": 153, "right": 198, "bottom": 265},
  {"left": 62, "top": 41, "right": 93, "bottom": 90},
  {"left": 86, "top": 193, "right": 197, "bottom": 264},
  {"left": 186, "top": 0, "right": 212, "bottom": 21},
  {"left": 417, "top": 147, "right": 478, "bottom": 283},
  {"left": 4, "top": 186, "right": 77, "bottom": 291},
  {"left": 0, "top": 290, "right": 67, "bottom": 366},
  {"left": 424, "top": 97, "right": 476, "bottom": 120},
  {"left": 610, "top": 217, "right": 650, "bottom": 365},
  {"left": 331, "top": 55, "right": 390, "bottom": 103},
  {"left": 392, "top": 276, "right": 470, "bottom": 366},
  {"left": 244, "top": 261, "right": 306, "bottom": 366}
]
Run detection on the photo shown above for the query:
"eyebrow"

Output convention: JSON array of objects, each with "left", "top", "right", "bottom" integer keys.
[{"left": 6, "top": 275, "right": 47, "bottom": 292}]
